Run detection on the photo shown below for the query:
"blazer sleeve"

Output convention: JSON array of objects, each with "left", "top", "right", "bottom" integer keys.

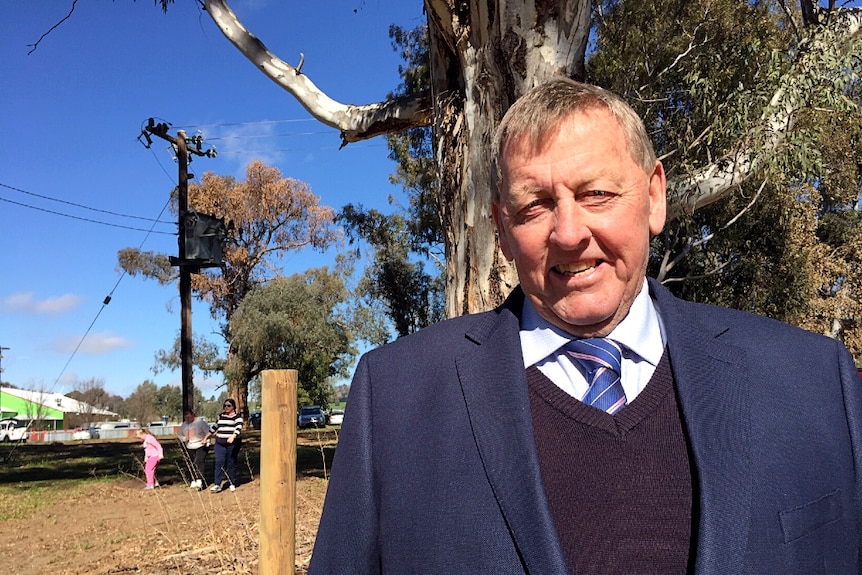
[
  {"left": 308, "top": 354, "right": 380, "bottom": 574},
  {"left": 837, "top": 340, "right": 862, "bottom": 566}
]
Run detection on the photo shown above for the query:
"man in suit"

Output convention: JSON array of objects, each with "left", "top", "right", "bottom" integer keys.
[{"left": 308, "top": 78, "right": 862, "bottom": 574}]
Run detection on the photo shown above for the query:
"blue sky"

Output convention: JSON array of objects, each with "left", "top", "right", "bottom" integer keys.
[{"left": 1, "top": 1, "right": 425, "bottom": 399}]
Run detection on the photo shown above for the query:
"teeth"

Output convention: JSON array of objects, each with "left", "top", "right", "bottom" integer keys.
[{"left": 556, "top": 260, "right": 598, "bottom": 274}]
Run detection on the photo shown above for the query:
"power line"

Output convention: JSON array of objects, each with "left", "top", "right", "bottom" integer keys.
[
  {"left": 47, "top": 195, "right": 174, "bottom": 394},
  {"left": 204, "top": 130, "right": 333, "bottom": 141},
  {"left": 0, "top": 182, "right": 173, "bottom": 224},
  {"left": 175, "top": 118, "right": 319, "bottom": 130},
  {"left": 0, "top": 195, "right": 176, "bottom": 235}
]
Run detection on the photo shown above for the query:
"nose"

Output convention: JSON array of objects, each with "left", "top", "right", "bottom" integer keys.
[{"left": 549, "top": 200, "right": 591, "bottom": 249}]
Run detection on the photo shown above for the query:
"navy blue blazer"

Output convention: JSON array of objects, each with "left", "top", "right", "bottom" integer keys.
[{"left": 309, "top": 279, "right": 862, "bottom": 574}]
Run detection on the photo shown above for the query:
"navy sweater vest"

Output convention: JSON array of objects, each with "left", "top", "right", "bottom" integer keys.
[{"left": 527, "top": 351, "right": 694, "bottom": 574}]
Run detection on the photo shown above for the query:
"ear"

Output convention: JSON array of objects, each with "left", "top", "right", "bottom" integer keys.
[
  {"left": 647, "top": 160, "right": 667, "bottom": 236},
  {"left": 492, "top": 201, "right": 515, "bottom": 261}
]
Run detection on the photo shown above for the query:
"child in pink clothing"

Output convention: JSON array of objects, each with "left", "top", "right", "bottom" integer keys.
[{"left": 136, "top": 428, "right": 164, "bottom": 489}]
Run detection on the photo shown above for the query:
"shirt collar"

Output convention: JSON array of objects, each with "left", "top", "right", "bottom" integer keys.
[{"left": 519, "top": 280, "right": 665, "bottom": 368}]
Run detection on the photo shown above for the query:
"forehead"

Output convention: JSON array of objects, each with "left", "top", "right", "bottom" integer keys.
[
  {"left": 502, "top": 108, "right": 621, "bottom": 159},
  {"left": 499, "top": 110, "right": 632, "bottom": 188}
]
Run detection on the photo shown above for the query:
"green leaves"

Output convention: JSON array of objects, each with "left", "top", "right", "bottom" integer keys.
[
  {"left": 592, "top": 0, "right": 862, "bottom": 358},
  {"left": 227, "top": 268, "right": 356, "bottom": 408}
]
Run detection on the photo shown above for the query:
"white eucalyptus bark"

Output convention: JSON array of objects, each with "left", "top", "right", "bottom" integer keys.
[
  {"left": 204, "top": 0, "right": 431, "bottom": 144},
  {"left": 425, "top": 0, "right": 592, "bottom": 314}
]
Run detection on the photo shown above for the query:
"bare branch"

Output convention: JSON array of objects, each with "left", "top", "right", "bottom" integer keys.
[
  {"left": 660, "top": 261, "right": 730, "bottom": 284},
  {"left": 777, "top": 0, "right": 802, "bottom": 39},
  {"left": 203, "top": 0, "right": 431, "bottom": 145},
  {"left": 639, "top": 23, "right": 709, "bottom": 93},
  {"left": 657, "top": 181, "right": 767, "bottom": 282},
  {"left": 28, "top": 0, "right": 78, "bottom": 55}
]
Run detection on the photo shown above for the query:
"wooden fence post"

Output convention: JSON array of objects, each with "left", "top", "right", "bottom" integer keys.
[{"left": 260, "top": 369, "right": 297, "bottom": 575}]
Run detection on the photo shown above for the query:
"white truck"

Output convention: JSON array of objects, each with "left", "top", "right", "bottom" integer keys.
[{"left": 0, "top": 419, "right": 28, "bottom": 442}]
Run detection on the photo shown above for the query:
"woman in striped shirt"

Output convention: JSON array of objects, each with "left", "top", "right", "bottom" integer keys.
[{"left": 210, "top": 398, "right": 243, "bottom": 492}]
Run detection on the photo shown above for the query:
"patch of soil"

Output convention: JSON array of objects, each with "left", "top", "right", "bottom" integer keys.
[{"left": 0, "top": 432, "right": 333, "bottom": 574}]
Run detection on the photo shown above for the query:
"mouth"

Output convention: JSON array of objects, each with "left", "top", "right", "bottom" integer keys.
[{"left": 553, "top": 260, "right": 602, "bottom": 276}]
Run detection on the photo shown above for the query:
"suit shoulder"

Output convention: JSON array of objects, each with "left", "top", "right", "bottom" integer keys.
[
  {"left": 365, "top": 308, "right": 502, "bottom": 359},
  {"left": 653, "top": 281, "right": 838, "bottom": 348}
]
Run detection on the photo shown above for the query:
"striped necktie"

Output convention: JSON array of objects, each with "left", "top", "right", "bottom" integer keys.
[{"left": 566, "top": 338, "right": 626, "bottom": 414}]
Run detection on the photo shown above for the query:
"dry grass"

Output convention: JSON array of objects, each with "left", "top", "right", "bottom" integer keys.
[{"left": 0, "top": 429, "right": 337, "bottom": 574}]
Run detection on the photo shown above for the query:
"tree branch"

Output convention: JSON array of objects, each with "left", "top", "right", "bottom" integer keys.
[
  {"left": 639, "top": 23, "right": 709, "bottom": 93},
  {"left": 203, "top": 0, "right": 432, "bottom": 145},
  {"left": 665, "top": 6, "right": 862, "bottom": 221},
  {"left": 28, "top": 0, "right": 79, "bottom": 55},
  {"left": 657, "top": 180, "right": 767, "bottom": 282}
]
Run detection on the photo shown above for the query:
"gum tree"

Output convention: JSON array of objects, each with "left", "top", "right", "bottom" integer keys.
[{"left": 195, "top": 0, "right": 862, "bottom": 320}]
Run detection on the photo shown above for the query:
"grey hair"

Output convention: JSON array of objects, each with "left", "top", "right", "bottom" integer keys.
[{"left": 490, "top": 78, "right": 657, "bottom": 202}]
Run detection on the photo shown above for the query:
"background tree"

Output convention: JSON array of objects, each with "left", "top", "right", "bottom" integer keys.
[
  {"left": 22, "top": 383, "right": 52, "bottom": 431},
  {"left": 119, "top": 160, "right": 340, "bottom": 416},
  {"left": 340, "top": 204, "right": 444, "bottom": 340},
  {"left": 120, "top": 380, "right": 183, "bottom": 423},
  {"left": 123, "top": 380, "right": 159, "bottom": 425},
  {"left": 338, "top": 24, "right": 445, "bottom": 342},
  {"left": 226, "top": 266, "right": 357, "bottom": 408},
  {"left": 197, "top": 391, "right": 227, "bottom": 423},
  {"left": 587, "top": 0, "right": 862, "bottom": 357},
  {"left": 68, "top": 377, "right": 126, "bottom": 417},
  {"left": 153, "top": 384, "right": 182, "bottom": 422},
  {"left": 151, "top": 333, "right": 224, "bottom": 376}
]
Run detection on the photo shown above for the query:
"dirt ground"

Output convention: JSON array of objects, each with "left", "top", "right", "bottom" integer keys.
[{"left": 0, "top": 432, "right": 332, "bottom": 575}]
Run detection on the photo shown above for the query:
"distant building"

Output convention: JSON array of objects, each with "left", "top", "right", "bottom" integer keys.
[{"left": 0, "top": 387, "right": 118, "bottom": 430}]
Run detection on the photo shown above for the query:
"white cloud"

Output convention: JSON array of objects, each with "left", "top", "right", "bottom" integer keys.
[
  {"left": 238, "top": 0, "right": 270, "bottom": 11},
  {"left": 51, "top": 331, "right": 135, "bottom": 355},
  {"left": 1, "top": 291, "right": 83, "bottom": 315}
]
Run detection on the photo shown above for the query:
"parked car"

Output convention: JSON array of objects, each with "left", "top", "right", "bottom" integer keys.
[
  {"left": 71, "top": 428, "right": 92, "bottom": 440},
  {"left": 0, "top": 419, "right": 28, "bottom": 442},
  {"left": 327, "top": 409, "right": 345, "bottom": 426},
  {"left": 98, "top": 421, "right": 135, "bottom": 430},
  {"left": 249, "top": 411, "right": 262, "bottom": 430},
  {"left": 298, "top": 405, "right": 327, "bottom": 428}
]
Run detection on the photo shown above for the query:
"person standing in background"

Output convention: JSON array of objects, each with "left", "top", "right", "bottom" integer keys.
[
  {"left": 210, "top": 398, "right": 243, "bottom": 493},
  {"left": 178, "top": 409, "right": 210, "bottom": 490},
  {"left": 135, "top": 428, "right": 163, "bottom": 491}
]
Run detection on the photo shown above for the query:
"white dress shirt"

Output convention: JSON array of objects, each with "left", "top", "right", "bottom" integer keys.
[{"left": 519, "top": 281, "right": 666, "bottom": 403}]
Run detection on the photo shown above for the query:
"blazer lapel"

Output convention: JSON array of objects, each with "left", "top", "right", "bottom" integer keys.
[
  {"left": 457, "top": 291, "right": 570, "bottom": 575},
  {"left": 651, "top": 280, "right": 754, "bottom": 575}
]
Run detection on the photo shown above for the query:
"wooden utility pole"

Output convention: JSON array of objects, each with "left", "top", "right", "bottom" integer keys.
[
  {"left": 0, "top": 346, "right": 8, "bottom": 418},
  {"left": 260, "top": 369, "right": 298, "bottom": 575},
  {"left": 177, "top": 131, "right": 193, "bottom": 415},
  {"left": 139, "top": 119, "right": 216, "bottom": 415},
  {"left": 0, "top": 345, "right": 8, "bottom": 386}
]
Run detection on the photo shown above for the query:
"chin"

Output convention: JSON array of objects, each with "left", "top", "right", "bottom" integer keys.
[{"left": 543, "top": 312, "right": 612, "bottom": 338}]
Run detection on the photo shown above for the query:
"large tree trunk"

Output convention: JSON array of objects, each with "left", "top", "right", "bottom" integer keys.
[{"left": 422, "top": 1, "right": 593, "bottom": 314}]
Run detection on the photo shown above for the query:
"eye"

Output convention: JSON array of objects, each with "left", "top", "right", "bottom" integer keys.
[
  {"left": 524, "top": 198, "right": 552, "bottom": 210},
  {"left": 513, "top": 197, "right": 554, "bottom": 220},
  {"left": 578, "top": 189, "right": 615, "bottom": 206}
]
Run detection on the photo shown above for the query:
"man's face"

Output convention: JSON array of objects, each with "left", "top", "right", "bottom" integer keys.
[
  {"left": 492, "top": 109, "right": 666, "bottom": 337},
  {"left": 184, "top": 412, "right": 194, "bottom": 423}
]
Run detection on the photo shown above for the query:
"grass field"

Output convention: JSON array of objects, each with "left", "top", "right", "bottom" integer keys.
[{"left": 0, "top": 428, "right": 338, "bottom": 574}]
